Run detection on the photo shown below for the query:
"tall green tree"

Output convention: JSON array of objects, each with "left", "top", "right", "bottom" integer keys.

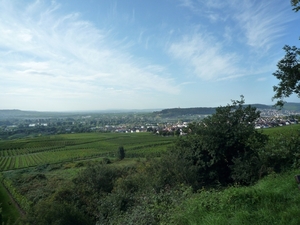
[
  {"left": 272, "top": 1, "right": 300, "bottom": 106},
  {"left": 118, "top": 146, "right": 125, "bottom": 160},
  {"left": 171, "top": 96, "right": 268, "bottom": 186},
  {"left": 272, "top": 45, "right": 300, "bottom": 107},
  {"left": 194, "top": 96, "right": 267, "bottom": 184}
]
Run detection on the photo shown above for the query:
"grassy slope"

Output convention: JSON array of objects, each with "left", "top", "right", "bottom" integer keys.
[
  {"left": 0, "top": 181, "right": 21, "bottom": 224},
  {"left": 171, "top": 172, "right": 300, "bottom": 224}
]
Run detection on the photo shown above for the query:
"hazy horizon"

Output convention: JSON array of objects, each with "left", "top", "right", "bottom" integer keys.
[{"left": 2, "top": 102, "right": 300, "bottom": 113}]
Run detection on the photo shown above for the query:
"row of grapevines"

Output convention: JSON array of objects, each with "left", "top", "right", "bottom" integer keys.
[
  {"left": 0, "top": 152, "right": 46, "bottom": 171},
  {"left": 2, "top": 177, "right": 32, "bottom": 213}
]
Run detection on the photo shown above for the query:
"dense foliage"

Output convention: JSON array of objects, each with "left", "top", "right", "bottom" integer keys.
[
  {"left": 273, "top": 45, "right": 300, "bottom": 107},
  {"left": 0, "top": 204, "right": 2, "bottom": 225},
  {"left": 166, "top": 97, "right": 268, "bottom": 187},
  {"left": 292, "top": 0, "right": 300, "bottom": 11}
]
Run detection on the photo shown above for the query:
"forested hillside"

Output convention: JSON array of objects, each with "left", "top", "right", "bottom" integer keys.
[{"left": 153, "top": 102, "right": 300, "bottom": 118}]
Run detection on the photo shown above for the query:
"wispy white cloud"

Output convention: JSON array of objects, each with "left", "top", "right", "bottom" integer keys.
[
  {"left": 172, "top": 0, "right": 295, "bottom": 85},
  {"left": 257, "top": 77, "right": 267, "bottom": 82},
  {"left": 178, "top": 0, "right": 229, "bottom": 23},
  {"left": 0, "top": 0, "right": 178, "bottom": 109},
  {"left": 168, "top": 33, "right": 240, "bottom": 81},
  {"left": 178, "top": 0, "right": 195, "bottom": 11},
  {"left": 233, "top": 1, "right": 293, "bottom": 51},
  {"left": 178, "top": 0, "right": 294, "bottom": 51}
]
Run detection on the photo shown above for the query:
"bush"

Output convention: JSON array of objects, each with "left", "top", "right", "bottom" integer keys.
[
  {"left": 101, "top": 157, "right": 111, "bottom": 164},
  {"left": 260, "top": 130, "right": 300, "bottom": 173},
  {"left": 26, "top": 201, "right": 93, "bottom": 225},
  {"left": 167, "top": 97, "right": 268, "bottom": 187},
  {"left": 117, "top": 146, "right": 125, "bottom": 160}
]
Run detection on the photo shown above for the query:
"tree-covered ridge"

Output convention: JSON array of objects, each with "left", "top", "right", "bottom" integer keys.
[
  {"left": 153, "top": 103, "right": 300, "bottom": 118},
  {"left": 154, "top": 107, "right": 216, "bottom": 117}
]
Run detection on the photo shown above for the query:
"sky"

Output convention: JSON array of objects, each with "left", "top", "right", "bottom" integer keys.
[{"left": 0, "top": 0, "right": 300, "bottom": 111}]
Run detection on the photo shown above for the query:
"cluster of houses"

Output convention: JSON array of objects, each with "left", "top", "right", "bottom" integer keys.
[
  {"left": 90, "top": 122, "right": 189, "bottom": 135},
  {"left": 91, "top": 113, "right": 299, "bottom": 135},
  {"left": 254, "top": 117, "right": 298, "bottom": 129}
]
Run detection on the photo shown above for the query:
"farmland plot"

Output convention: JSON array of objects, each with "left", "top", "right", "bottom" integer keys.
[{"left": 0, "top": 132, "right": 174, "bottom": 171}]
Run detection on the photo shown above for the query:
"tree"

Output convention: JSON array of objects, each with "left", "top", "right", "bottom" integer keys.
[
  {"left": 117, "top": 146, "right": 125, "bottom": 160},
  {"left": 272, "top": 45, "right": 300, "bottom": 107},
  {"left": 291, "top": 0, "right": 300, "bottom": 12},
  {"left": 198, "top": 96, "right": 267, "bottom": 184},
  {"left": 170, "top": 96, "right": 268, "bottom": 186},
  {"left": 272, "top": 1, "right": 300, "bottom": 107}
]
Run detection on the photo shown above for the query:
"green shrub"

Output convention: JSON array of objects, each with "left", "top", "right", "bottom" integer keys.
[
  {"left": 101, "top": 157, "right": 111, "bottom": 164},
  {"left": 25, "top": 201, "right": 93, "bottom": 225},
  {"left": 162, "top": 97, "right": 268, "bottom": 188},
  {"left": 260, "top": 130, "right": 300, "bottom": 173},
  {"left": 117, "top": 146, "right": 125, "bottom": 160}
]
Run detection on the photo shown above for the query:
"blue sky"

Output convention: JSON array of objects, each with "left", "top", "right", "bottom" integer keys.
[{"left": 1, "top": 0, "right": 299, "bottom": 111}]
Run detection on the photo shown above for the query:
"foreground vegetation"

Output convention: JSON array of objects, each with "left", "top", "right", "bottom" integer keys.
[
  {"left": 1, "top": 98, "right": 300, "bottom": 224},
  {"left": 173, "top": 170, "right": 300, "bottom": 225}
]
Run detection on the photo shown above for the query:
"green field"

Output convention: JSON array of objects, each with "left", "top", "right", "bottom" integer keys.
[
  {"left": 262, "top": 123, "right": 300, "bottom": 135},
  {"left": 0, "top": 132, "right": 174, "bottom": 172}
]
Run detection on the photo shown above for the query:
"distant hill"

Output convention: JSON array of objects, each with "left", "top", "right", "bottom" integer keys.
[
  {"left": 247, "top": 104, "right": 272, "bottom": 110},
  {"left": 1, "top": 102, "right": 300, "bottom": 120},
  {"left": 280, "top": 102, "right": 300, "bottom": 111},
  {"left": 0, "top": 110, "right": 40, "bottom": 119},
  {"left": 0, "top": 110, "right": 72, "bottom": 120},
  {"left": 153, "top": 107, "right": 216, "bottom": 117},
  {"left": 153, "top": 103, "right": 300, "bottom": 118}
]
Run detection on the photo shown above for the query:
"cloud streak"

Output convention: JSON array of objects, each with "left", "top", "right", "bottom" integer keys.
[
  {"left": 171, "top": 0, "right": 296, "bottom": 81},
  {"left": 178, "top": 0, "right": 294, "bottom": 51},
  {"left": 0, "top": 0, "right": 178, "bottom": 110},
  {"left": 233, "top": 0, "right": 293, "bottom": 51},
  {"left": 168, "top": 33, "right": 240, "bottom": 81}
]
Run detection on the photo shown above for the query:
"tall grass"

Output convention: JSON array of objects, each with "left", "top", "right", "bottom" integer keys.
[{"left": 171, "top": 170, "right": 300, "bottom": 225}]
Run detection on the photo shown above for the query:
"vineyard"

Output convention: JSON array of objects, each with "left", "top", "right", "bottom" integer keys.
[{"left": 0, "top": 132, "right": 174, "bottom": 172}]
